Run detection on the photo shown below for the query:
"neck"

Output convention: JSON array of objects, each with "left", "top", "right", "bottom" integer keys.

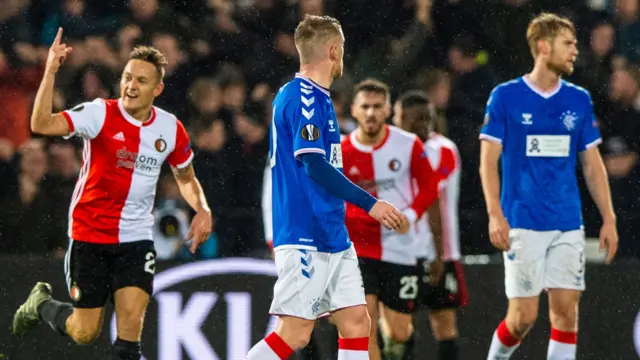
[
  {"left": 356, "top": 125, "right": 387, "bottom": 147},
  {"left": 528, "top": 63, "right": 561, "bottom": 92},
  {"left": 298, "top": 64, "right": 333, "bottom": 89},
  {"left": 127, "top": 105, "right": 153, "bottom": 123}
]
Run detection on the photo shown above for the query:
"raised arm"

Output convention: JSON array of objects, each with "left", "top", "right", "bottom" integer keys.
[{"left": 31, "top": 28, "right": 72, "bottom": 136}]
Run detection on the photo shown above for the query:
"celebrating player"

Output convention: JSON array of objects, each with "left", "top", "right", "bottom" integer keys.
[
  {"left": 341, "top": 80, "right": 440, "bottom": 360},
  {"left": 245, "top": 15, "right": 409, "bottom": 360},
  {"left": 392, "top": 90, "right": 467, "bottom": 360},
  {"left": 12, "top": 28, "right": 212, "bottom": 360},
  {"left": 479, "top": 14, "right": 618, "bottom": 360}
]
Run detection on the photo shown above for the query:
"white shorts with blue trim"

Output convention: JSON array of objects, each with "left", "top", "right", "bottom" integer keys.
[
  {"left": 504, "top": 228, "right": 586, "bottom": 299},
  {"left": 269, "top": 244, "right": 366, "bottom": 320}
]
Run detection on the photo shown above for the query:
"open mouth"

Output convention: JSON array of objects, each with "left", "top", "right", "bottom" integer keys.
[{"left": 125, "top": 93, "right": 139, "bottom": 100}]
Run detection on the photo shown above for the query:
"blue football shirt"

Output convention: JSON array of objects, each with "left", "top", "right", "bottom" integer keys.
[
  {"left": 479, "top": 76, "right": 602, "bottom": 231},
  {"left": 269, "top": 73, "right": 349, "bottom": 253}
]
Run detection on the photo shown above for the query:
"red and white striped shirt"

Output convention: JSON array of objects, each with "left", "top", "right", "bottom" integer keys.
[
  {"left": 416, "top": 133, "right": 461, "bottom": 261},
  {"left": 342, "top": 125, "right": 438, "bottom": 265},
  {"left": 61, "top": 98, "right": 194, "bottom": 244}
]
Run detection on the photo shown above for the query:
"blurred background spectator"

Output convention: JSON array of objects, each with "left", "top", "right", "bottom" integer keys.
[{"left": 1, "top": 0, "right": 638, "bottom": 260}]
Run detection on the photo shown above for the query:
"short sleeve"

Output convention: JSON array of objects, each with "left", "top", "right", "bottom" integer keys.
[
  {"left": 435, "top": 147, "right": 458, "bottom": 190},
  {"left": 479, "top": 87, "right": 506, "bottom": 144},
  {"left": 292, "top": 92, "right": 327, "bottom": 159},
  {"left": 168, "top": 120, "right": 194, "bottom": 169},
  {"left": 578, "top": 94, "right": 602, "bottom": 152},
  {"left": 61, "top": 98, "right": 106, "bottom": 139}
]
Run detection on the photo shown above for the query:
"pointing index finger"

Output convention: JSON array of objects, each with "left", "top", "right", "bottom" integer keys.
[{"left": 53, "top": 28, "right": 63, "bottom": 45}]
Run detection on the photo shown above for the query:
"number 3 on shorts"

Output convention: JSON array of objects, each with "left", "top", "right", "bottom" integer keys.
[
  {"left": 144, "top": 252, "right": 156, "bottom": 274},
  {"left": 399, "top": 275, "right": 419, "bottom": 300}
]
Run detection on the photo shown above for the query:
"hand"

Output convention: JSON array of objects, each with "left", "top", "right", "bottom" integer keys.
[
  {"left": 396, "top": 219, "right": 411, "bottom": 234},
  {"left": 489, "top": 212, "right": 510, "bottom": 251},
  {"left": 599, "top": 221, "right": 618, "bottom": 264},
  {"left": 46, "top": 28, "right": 73, "bottom": 75},
  {"left": 186, "top": 209, "right": 213, "bottom": 254},
  {"left": 429, "top": 257, "right": 445, "bottom": 286},
  {"left": 369, "top": 200, "right": 407, "bottom": 231}
]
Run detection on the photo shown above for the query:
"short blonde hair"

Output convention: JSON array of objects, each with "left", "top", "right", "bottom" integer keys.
[
  {"left": 294, "top": 14, "right": 343, "bottom": 64},
  {"left": 526, "top": 13, "right": 576, "bottom": 58}
]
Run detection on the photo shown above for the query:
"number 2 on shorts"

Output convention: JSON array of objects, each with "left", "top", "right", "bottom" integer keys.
[{"left": 144, "top": 252, "right": 156, "bottom": 274}]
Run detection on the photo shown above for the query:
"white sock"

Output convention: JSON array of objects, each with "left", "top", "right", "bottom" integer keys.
[
  {"left": 245, "top": 332, "right": 293, "bottom": 360},
  {"left": 547, "top": 328, "right": 577, "bottom": 360},
  {"left": 338, "top": 337, "right": 369, "bottom": 360},
  {"left": 487, "top": 321, "right": 520, "bottom": 360}
]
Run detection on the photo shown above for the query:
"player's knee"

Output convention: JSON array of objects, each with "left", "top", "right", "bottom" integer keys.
[
  {"left": 431, "top": 320, "right": 458, "bottom": 341},
  {"left": 550, "top": 304, "right": 578, "bottom": 330},
  {"left": 279, "top": 329, "right": 312, "bottom": 350},
  {"left": 117, "top": 315, "right": 143, "bottom": 338},
  {"left": 388, "top": 322, "right": 413, "bottom": 343},
  {"left": 71, "top": 326, "right": 101, "bottom": 345},
  {"left": 507, "top": 307, "right": 537, "bottom": 338},
  {"left": 341, "top": 309, "right": 371, "bottom": 338}
]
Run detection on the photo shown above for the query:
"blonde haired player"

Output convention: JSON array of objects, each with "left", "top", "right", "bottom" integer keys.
[
  {"left": 480, "top": 13, "right": 618, "bottom": 360},
  {"left": 245, "top": 15, "right": 408, "bottom": 360}
]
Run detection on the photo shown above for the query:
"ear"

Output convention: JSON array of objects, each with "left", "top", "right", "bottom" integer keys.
[
  {"left": 154, "top": 81, "right": 165, "bottom": 97},
  {"left": 537, "top": 39, "right": 550, "bottom": 55},
  {"left": 384, "top": 101, "right": 392, "bottom": 118},
  {"left": 328, "top": 43, "right": 338, "bottom": 62}
]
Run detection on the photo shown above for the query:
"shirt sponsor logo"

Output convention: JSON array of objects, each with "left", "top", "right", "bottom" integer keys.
[
  {"left": 330, "top": 143, "right": 343, "bottom": 168},
  {"left": 116, "top": 147, "right": 159, "bottom": 172}
]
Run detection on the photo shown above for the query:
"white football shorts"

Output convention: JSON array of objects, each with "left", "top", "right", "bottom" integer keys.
[
  {"left": 269, "top": 244, "right": 366, "bottom": 320},
  {"left": 504, "top": 228, "right": 586, "bottom": 299}
]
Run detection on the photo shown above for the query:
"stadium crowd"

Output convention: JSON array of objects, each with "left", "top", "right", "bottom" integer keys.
[{"left": 0, "top": 0, "right": 639, "bottom": 260}]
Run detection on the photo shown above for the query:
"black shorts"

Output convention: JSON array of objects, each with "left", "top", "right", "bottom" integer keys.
[
  {"left": 64, "top": 239, "right": 156, "bottom": 308},
  {"left": 418, "top": 258, "right": 468, "bottom": 310},
  {"left": 358, "top": 257, "right": 420, "bottom": 313}
]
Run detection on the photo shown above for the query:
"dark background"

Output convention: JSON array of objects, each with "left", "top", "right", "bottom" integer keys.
[{"left": 0, "top": 256, "right": 638, "bottom": 360}]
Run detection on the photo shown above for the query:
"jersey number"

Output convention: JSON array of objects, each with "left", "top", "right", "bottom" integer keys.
[
  {"left": 399, "top": 275, "right": 419, "bottom": 300},
  {"left": 144, "top": 252, "right": 156, "bottom": 274}
]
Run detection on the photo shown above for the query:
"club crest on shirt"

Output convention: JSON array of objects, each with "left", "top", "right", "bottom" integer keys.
[
  {"left": 561, "top": 111, "right": 577, "bottom": 131},
  {"left": 388, "top": 159, "right": 402, "bottom": 172},
  {"left": 155, "top": 138, "right": 167, "bottom": 152},
  {"left": 70, "top": 284, "right": 82, "bottom": 301}
]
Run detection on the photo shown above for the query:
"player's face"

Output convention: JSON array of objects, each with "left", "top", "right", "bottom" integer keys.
[
  {"left": 351, "top": 91, "right": 388, "bottom": 137},
  {"left": 547, "top": 29, "right": 578, "bottom": 76},
  {"left": 120, "top": 59, "right": 164, "bottom": 112}
]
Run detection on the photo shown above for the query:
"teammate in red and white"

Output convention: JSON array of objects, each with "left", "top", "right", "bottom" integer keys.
[
  {"left": 12, "top": 28, "right": 212, "bottom": 360},
  {"left": 393, "top": 90, "right": 468, "bottom": 360},
  {"left": 341, "top": 79, "right": 442, "bottom": 360}
]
